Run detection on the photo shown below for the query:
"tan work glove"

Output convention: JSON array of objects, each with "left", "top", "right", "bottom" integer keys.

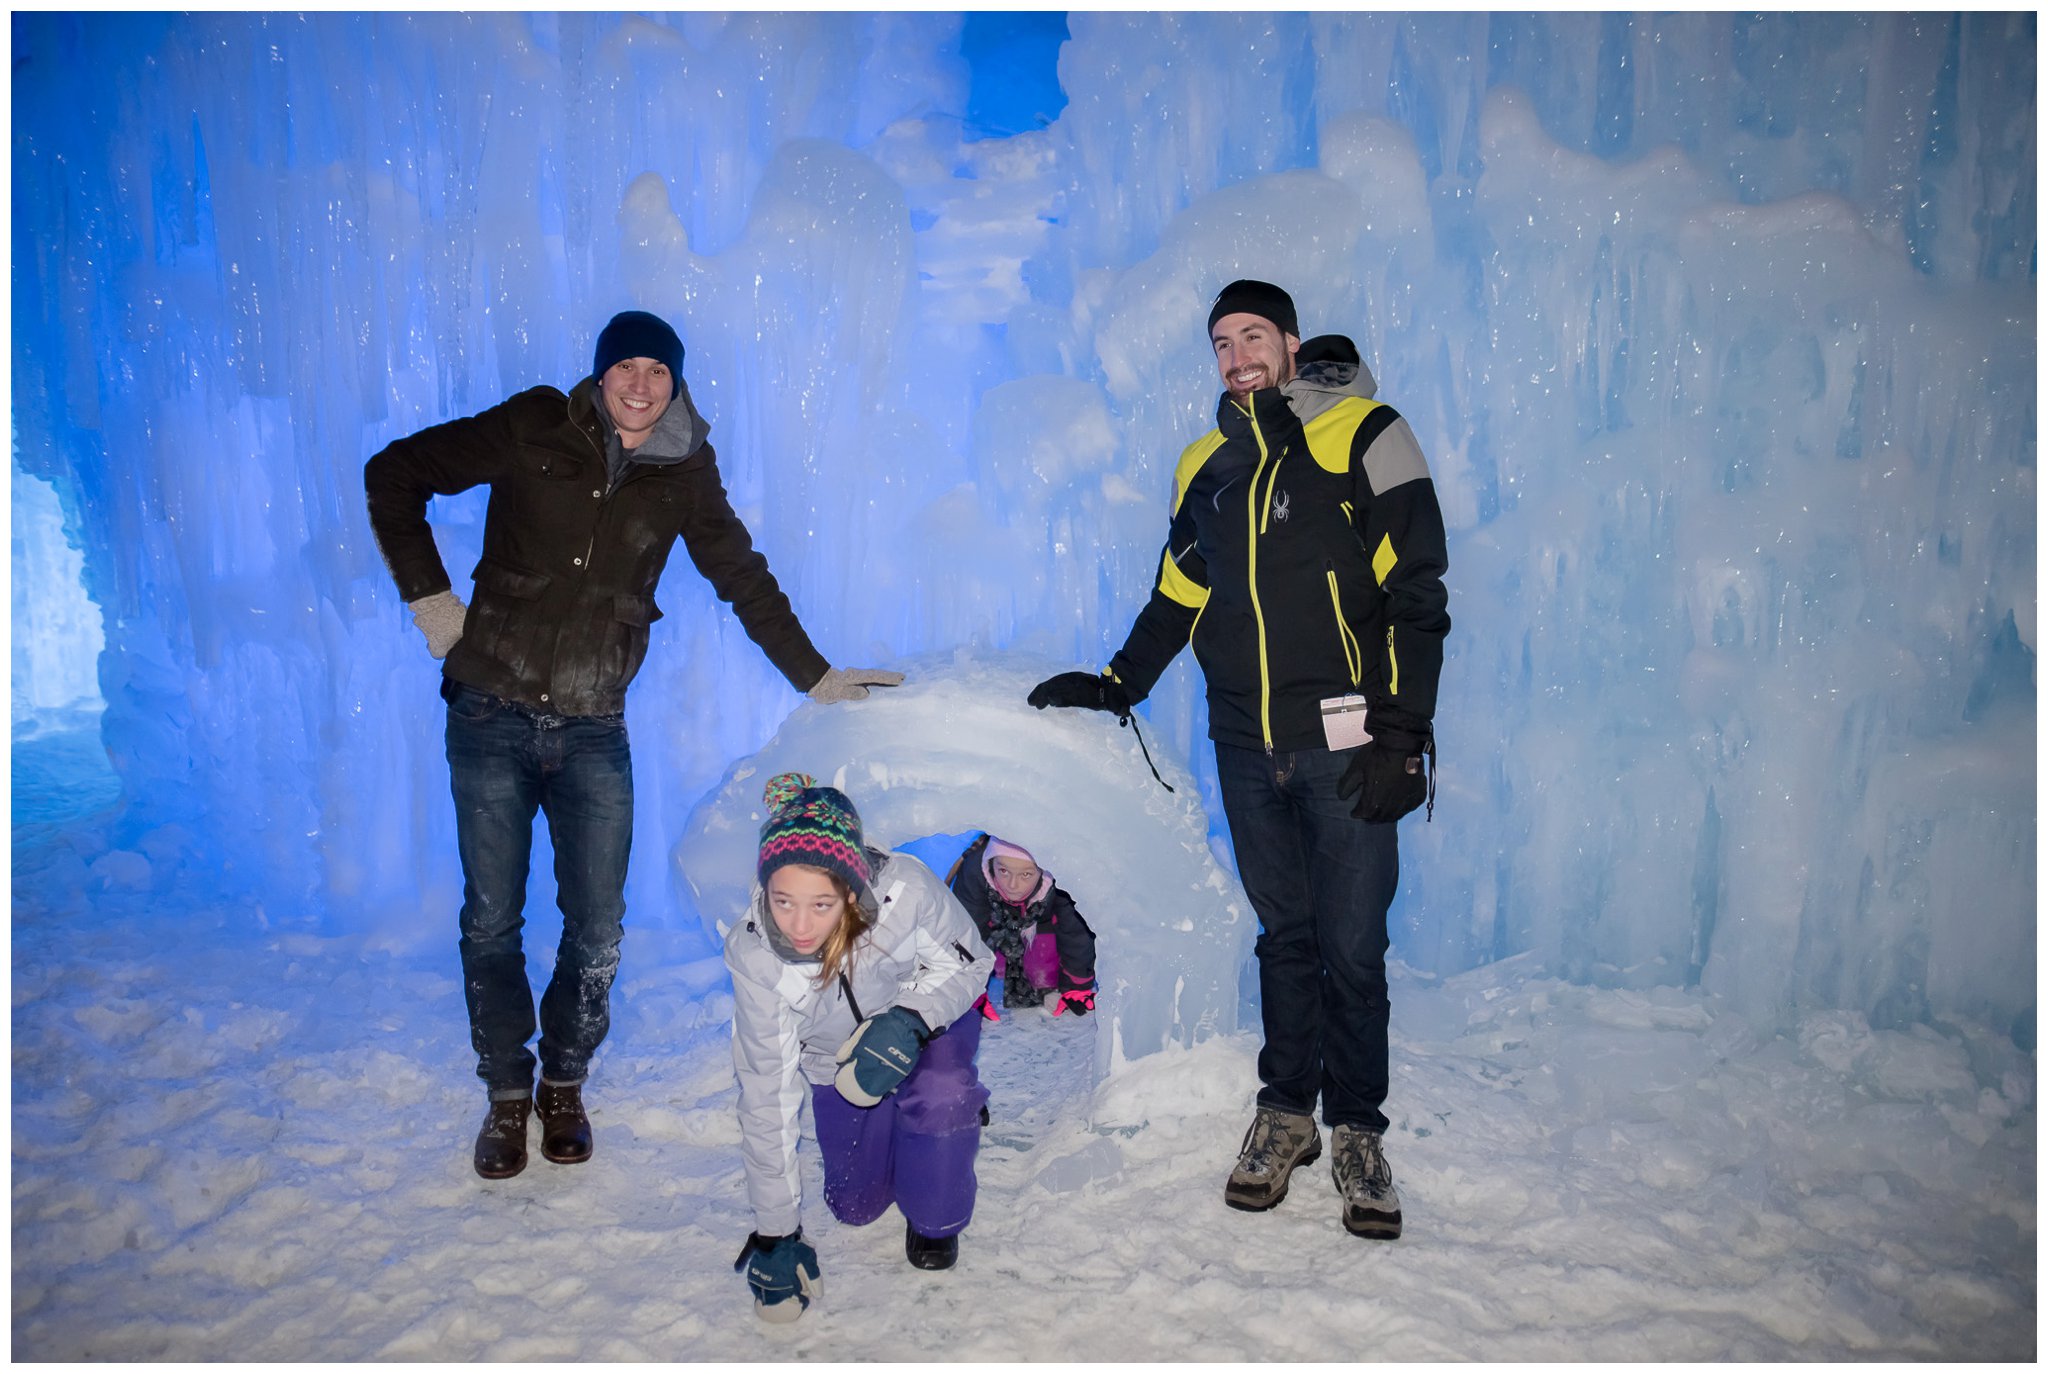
[
  {"left": 408, "top": 590, "right": 468, "bottom": 660},
  {"left": 806, "top": 667, "right": 905, "bottom": 704}
]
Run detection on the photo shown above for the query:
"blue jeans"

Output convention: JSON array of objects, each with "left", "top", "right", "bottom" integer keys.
[
  {"left": 1215, "top": 742, "right": 1398, "bottom": 1133},
  {"left": 443, "top": 680, "right": 633, "bottom": 1100}
]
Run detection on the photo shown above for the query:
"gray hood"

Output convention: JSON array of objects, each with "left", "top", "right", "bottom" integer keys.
[
  {"left": 628, "top": 375, "right": 711, "bottom": 462},
  {"left": 595, "top": 375, "right": 711, "bottom": 486},
  {"left": 1283, "top": 334, "right": 1378, "bottom": 426}
]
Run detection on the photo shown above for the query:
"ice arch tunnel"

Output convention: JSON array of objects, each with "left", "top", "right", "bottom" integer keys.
[{"left": 672, "top": 657, "right": 1250, "bottom": 1081}]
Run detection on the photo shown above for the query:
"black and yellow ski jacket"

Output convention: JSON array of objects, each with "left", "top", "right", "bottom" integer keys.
[{"left": 1107, "top": 335, "right": 1450, "bottom": 753}]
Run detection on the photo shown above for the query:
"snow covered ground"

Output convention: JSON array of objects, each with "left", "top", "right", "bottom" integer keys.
[{"left": 12, "top": 765, "right": 2032, "bottom": 1362}]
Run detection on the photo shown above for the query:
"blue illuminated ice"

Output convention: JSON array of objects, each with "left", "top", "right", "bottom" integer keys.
[{"left": 11, "top": 7, "right": 2033, "bottom": 1044}]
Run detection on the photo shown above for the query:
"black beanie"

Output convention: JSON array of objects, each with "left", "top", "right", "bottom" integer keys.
[
  {"left": 1206, "top": 280, "right": 1298, "bottom": 340},
  {"left": 592, "top": 310, "right": 684, "bottom": 396}
]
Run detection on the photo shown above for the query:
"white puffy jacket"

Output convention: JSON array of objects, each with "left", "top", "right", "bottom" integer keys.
[{"left": 723, "top": 850, "right": 993, "bottom": 1237}]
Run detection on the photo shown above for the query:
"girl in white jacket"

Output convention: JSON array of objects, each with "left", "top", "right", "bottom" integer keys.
[{"left": 725, "top": 772, "right": 994, "bottom": 1322}]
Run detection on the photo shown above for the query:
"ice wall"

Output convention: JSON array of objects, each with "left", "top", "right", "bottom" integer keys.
[
  {"left": 12, "top": 468, "right": 103, "bottom": 722},
  {"left": 10, "top": 13, "right": 2034, "bottom": 1052}
]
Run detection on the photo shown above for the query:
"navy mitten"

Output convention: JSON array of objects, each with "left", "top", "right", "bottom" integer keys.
[
  {"left": 733, "top": 1230, "right": 821, "bottom": 1323},
  {"left": 833, "top": 1006, "right": 931, "bottom": 1107}
]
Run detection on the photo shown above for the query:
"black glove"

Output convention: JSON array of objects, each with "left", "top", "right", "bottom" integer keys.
[
  {"left": 1337, "top": 729, "right": 1434, "bottom": 824},
  {"left": 1027, "top": 671, "right": 1132, "bottom": 716},
  {"left": 734, "top": 1230, "right": 821, "bottom": 1323}
]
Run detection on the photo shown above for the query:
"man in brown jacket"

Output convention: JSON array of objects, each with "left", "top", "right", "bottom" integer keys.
[{"left": 365, "top": 310, "right": 897, "bottom": 1179}]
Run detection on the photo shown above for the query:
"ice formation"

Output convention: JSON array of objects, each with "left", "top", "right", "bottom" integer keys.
[{"left": 10, "top": 13, "right": 2036, "bottom": 1057}]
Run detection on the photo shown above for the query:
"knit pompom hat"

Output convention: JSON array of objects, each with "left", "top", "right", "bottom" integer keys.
[{"left": 758, "top": 771, "right": 874, "bottom": 905}]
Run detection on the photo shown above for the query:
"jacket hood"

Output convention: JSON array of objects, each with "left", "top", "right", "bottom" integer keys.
[
  {"left": 571, "top": 373, "right": 711, "bottom": 465},
  {"left": 1282, "top": 334, "right": 1377, "bottom": 425},
  {"left": 981, "top": 834, "right": 1053, "bottom": 908}
]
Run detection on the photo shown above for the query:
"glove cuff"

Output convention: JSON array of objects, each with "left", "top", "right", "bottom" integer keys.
[
  {"left": 896, "top": 1005, "right": 932, "bottom": 1044},
  {"left": 1372, "top": 723, "right": 1430, "bottom": 755},
  {"left": 1100, "top": 672, "right": 1133, "bottom": 716},
  {"left": 734, "top": 1228, "right": 803, "bottom": 1270}
]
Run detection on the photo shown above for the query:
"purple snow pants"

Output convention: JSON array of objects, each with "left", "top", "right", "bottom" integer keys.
[{"left": 810, "top": 1010, "right": 989, "bottom": 1239}]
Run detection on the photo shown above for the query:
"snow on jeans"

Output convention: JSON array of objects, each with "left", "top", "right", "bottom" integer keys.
[
  {"left": 444, "top": 679, "right": 632, "bottom": 1100},
  {"left": 810, "top": 1010, "right": 989, "bottom": 1239}
]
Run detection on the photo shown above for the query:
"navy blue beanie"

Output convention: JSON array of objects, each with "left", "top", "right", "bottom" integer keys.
[
  {"left": 1206, "top": 280, "right": 1298, "bottom": 340},
  {"left": 592, "top": 311, "right": 684, "bottom": 396}
]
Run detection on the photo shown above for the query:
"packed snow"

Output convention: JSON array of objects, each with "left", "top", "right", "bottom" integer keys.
[{"left": 12, "top": 769, "right": 2033, "bottom": 1358}]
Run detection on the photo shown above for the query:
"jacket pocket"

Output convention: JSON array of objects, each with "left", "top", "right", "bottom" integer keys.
[
  {"left": 519, "top": 443, "right": 586, "bottom": 482},
  {"left": 472, "top": 558, "right": 552, "bottom": 600},
  {"left": 598, "top": 592, "right": 663, "bottom": 692},
  {"left": 464, "top": 558, "right": 553, "bottom": 673},
  {"left": 612, "top": 593, "right": 662, "bottom": 627}
]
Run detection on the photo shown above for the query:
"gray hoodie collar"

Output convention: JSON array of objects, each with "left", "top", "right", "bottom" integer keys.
[
  {"left": 1281, "top": 334, "right": 1378, "bottom": 426},
  {"left": 631, "top": 376, "right": 711, "bottom": 462},
  {"left": 588, "top": 374, "right": 712, "bottom": 475}
]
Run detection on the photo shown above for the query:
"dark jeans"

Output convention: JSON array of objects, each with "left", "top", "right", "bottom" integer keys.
[
  {"left": 1215, "top": 742, "right": 1398, "bottom": 1133},
  {"left": 443, "top": 680, "right": 633, "bottom": 1100}
]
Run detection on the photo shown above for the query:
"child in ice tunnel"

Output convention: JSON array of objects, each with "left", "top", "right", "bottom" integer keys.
[
  {"left": 725, "top": 773, "right": 994, "bottom": 1323},
  {"left": 946, "top": 833, "right": 1098, "bottom": 1017}
]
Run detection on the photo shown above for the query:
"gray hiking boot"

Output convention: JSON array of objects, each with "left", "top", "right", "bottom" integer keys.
[
  {"left": 1331, "top": 1124, "right": 1403, "bottom": 1239},
  {"left": 1224, "top": 1105, "right": 1321, "bottom": 1211}
]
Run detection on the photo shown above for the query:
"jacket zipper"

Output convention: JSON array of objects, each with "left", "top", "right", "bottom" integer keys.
[
  {"left": 575, "top": 412, "right": 607, "bottom": 577},
  {"left": 1386, "top": 625, "right": 1399, "bottom": 697},
  {"left": 1243, "top": 403, "right": 1277, "bottom": 752},
  {"left": 1325, "top": 560, "right": 1363, "bottom": 688},
  {"left": 574, "top": 414, "right": 664, "bottom": 582}
]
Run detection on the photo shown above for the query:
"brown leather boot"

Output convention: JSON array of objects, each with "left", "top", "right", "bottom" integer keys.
[
  {"left": 473, "top": 1097, "right": 531, "bottom": 1179},
  {"left": 535, "top": 1081, "right": 592, "bottom": 1164}
]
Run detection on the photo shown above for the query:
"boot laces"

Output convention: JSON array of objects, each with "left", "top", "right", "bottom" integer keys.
[
  {"left": 1336, "top": 1126, "right": 1392, "bottom": 1196},
  {"left": 1237, "top": 1108, "right": 1298, "bottom": 1176}
]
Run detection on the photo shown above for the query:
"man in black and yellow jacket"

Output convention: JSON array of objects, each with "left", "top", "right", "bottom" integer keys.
[{"left": 1030, "top": 280, "right": 1449, "bottom": 1240}]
